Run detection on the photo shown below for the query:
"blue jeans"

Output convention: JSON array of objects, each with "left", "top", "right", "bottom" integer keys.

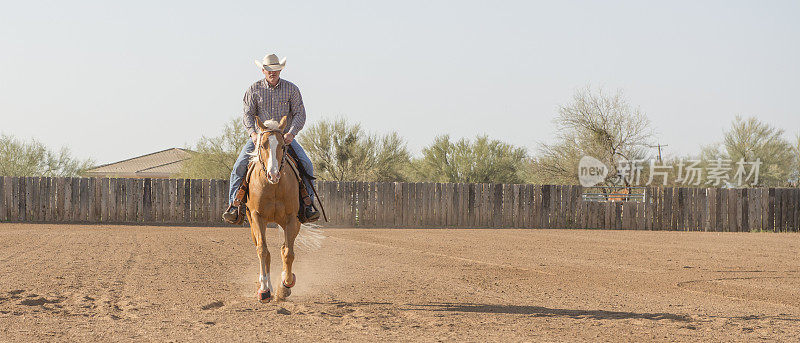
[{"left": 228, "top": 139, "right": 315, "bottom": 205}]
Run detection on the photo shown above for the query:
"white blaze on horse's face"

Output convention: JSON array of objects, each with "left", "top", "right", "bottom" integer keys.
[{"left": 266, "top": 134, "right": 280, "bottom": 184}]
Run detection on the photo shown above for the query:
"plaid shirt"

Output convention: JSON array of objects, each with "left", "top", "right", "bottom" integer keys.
[{"left": 242, "top": 78, "right": 306, "bottom": 136}]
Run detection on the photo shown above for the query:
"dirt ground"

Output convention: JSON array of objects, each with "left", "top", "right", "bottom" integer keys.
[{"left": 0, "top": 223, "right": 798, "bottom": 342}]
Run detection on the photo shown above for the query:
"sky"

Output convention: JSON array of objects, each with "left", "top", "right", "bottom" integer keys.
[{"left": 1, "top": 0, "right": 798, "bottom": 164}]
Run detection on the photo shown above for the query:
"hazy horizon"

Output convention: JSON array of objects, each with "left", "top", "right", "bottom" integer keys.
[{"left": 1, "top": 0, "right": 798, "bottom": 165}]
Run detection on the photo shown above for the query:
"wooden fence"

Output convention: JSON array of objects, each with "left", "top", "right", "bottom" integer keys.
[{"left": 0, "top": 176, "right": 798, "bottom": 231}]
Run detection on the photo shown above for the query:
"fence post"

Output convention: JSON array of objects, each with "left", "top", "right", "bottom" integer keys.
[
  {"left": 0, "top": 176, "right": 5, "bottom": 222},
  {"left": 10, "top": 177, "right": 18, "bottom": 221},
  {"left": 30, "top": 177, "right": 39, "bottom": 222},
  {"left": 776, "top": 189, "right": 786, "bottom": 232},
  {"left": 792, "top": 189, "right": 799, "bottom": 231},
  {"left": 705, "top": 188, "right": 715, "bottom": 231}
]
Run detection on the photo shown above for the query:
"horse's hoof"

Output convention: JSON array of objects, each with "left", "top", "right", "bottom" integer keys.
[
  {"left": 257, "top": 289, "right": 272, "bottom": 303},
  {"left": 276, "top": 285, "right": 291, "bottom": 300},
  {"left": 282, "top": 273, "right": 296, "bottom": 288}
]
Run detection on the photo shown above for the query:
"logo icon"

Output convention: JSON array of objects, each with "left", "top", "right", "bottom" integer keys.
[{"left": 578, "top": 155, "right": 608, "bottom": 187}]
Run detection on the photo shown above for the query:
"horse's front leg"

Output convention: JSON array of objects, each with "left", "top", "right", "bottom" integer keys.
[
  {"left": 277, "top": 216, "right": 300, "bottom": 299},
  {"left": 250, "top": 212, "right": 273, "bottom": 303}
]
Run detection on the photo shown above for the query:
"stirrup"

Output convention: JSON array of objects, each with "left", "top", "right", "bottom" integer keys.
[
  {"left": 298, "top": 202, "right": 320, "bottom": 224},
  {"left": 225, "top": 180, "right": 249, "bottom": 225},
  {"left": 223, "top": 205, "right": 246, "bottom": 225}
]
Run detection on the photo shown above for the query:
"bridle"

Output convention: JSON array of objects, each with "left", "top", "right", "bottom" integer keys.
[{"left": 257, "top": 130, "right": 288, "bottom": 183}]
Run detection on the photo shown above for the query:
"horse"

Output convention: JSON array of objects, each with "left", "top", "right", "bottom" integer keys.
[
  {"left": 607, "top": 187, "right": 631, "bottom": 202},
  {"left": 244, "top": 115, "right": 301, "bottom": 303}
]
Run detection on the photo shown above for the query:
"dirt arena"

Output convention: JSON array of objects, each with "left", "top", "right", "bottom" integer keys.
[{"left": 0, "top": 223, "right": 798, "bottom": 342}]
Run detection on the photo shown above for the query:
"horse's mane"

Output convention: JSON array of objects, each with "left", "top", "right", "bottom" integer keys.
[{"left": 260, "top": 119, "right": 281, "bottom": 131}]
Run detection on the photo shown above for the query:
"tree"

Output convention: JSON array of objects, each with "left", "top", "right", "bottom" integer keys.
[
  {"left": 704, "top": 116, "right": 794, "bottom": 187},
  {"left": 180, "top": 117, "right": 248, "bottom": 179},
  {"left": 412, "top": 135, "right": 528, "bottom": 184},
  {"left": 0, "top": 134, "right": 93, "bottom": 177},
  {"left": 528, "top": 87, "right": 654, "bottom": 185},
  {"left": 299, "top": 118, "right": 410, "bottom": 182}
]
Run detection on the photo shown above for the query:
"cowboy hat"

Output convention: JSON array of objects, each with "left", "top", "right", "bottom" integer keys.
[{"left": 254, "top": 54, "right": 287, "bottom": 71}]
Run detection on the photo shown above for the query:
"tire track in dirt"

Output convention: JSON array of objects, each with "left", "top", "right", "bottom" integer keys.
[
  {"left": 317, "top": 233, "right": 772, "bottom": 336},
  {"left": 329, "top": 236, "right": 555, "bottom": 276},
  {"left": 299, "top": 234, "right": 547, "bottom": 334},
  {"left": 92, "top": 232, "right": 143, "bottom": 321},
  {"left": 676, "top": 275, "right": 800, "bottom": 309}
]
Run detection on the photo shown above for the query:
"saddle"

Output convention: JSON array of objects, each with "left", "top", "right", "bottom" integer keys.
[{"left": 229, "top": 147, "right": 323, "bottom": 225}]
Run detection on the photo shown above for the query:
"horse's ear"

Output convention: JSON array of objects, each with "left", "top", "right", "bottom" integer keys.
[
  {"left": 278, "top": 116, "right": 288, "bottom": 131},
  {"left": 255, "top": 116, "right": 266, "bottom": 131}
]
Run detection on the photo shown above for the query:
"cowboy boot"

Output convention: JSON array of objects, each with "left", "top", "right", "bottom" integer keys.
[
  {"left": 301, "top": 198, "right": 320, "bottom": 223},
  {"left": 298, "top": 186, "right": 320, "bottom": 223},
  {"left": 223, "top": 184, "right": 248, "bottom": 224},
  {"left": 222, "top": 204, "right": 239, "bottom": 224}
]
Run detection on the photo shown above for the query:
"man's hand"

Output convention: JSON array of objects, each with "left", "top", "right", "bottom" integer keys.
[
  {"left": 250, "top": 132, "right": 259, "bottom": 145},
  {"left": 284, "top": 133, "right": 294, "bottom": 144}
]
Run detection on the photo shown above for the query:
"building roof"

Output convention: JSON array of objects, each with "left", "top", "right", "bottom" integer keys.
[{"left": 84, "top": 148, "right": 194, "bottom": 178}]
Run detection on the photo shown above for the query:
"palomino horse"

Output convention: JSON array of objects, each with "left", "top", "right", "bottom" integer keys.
[
  {"left": 245, "top": 116, "right": 300, "bottom": 303},
  {"left": 607, "top": 187, "right": 631, "bottom": 202}
]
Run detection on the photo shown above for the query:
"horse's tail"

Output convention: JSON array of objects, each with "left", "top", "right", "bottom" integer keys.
[{"left": 295, "top": 222, "right": 326, "bottom": 252}]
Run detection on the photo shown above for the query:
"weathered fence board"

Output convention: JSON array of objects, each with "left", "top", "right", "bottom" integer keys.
[
  {"left": 0, "top": 177, "right": 5, "bottom": 222},
  {"left": 1, "top": 176, "right": 798, "bottom": 230}
]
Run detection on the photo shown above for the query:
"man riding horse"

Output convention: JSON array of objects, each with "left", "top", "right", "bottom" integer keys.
[{"left": 222, "top": 53, "right": 320, "bottom": 224}]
